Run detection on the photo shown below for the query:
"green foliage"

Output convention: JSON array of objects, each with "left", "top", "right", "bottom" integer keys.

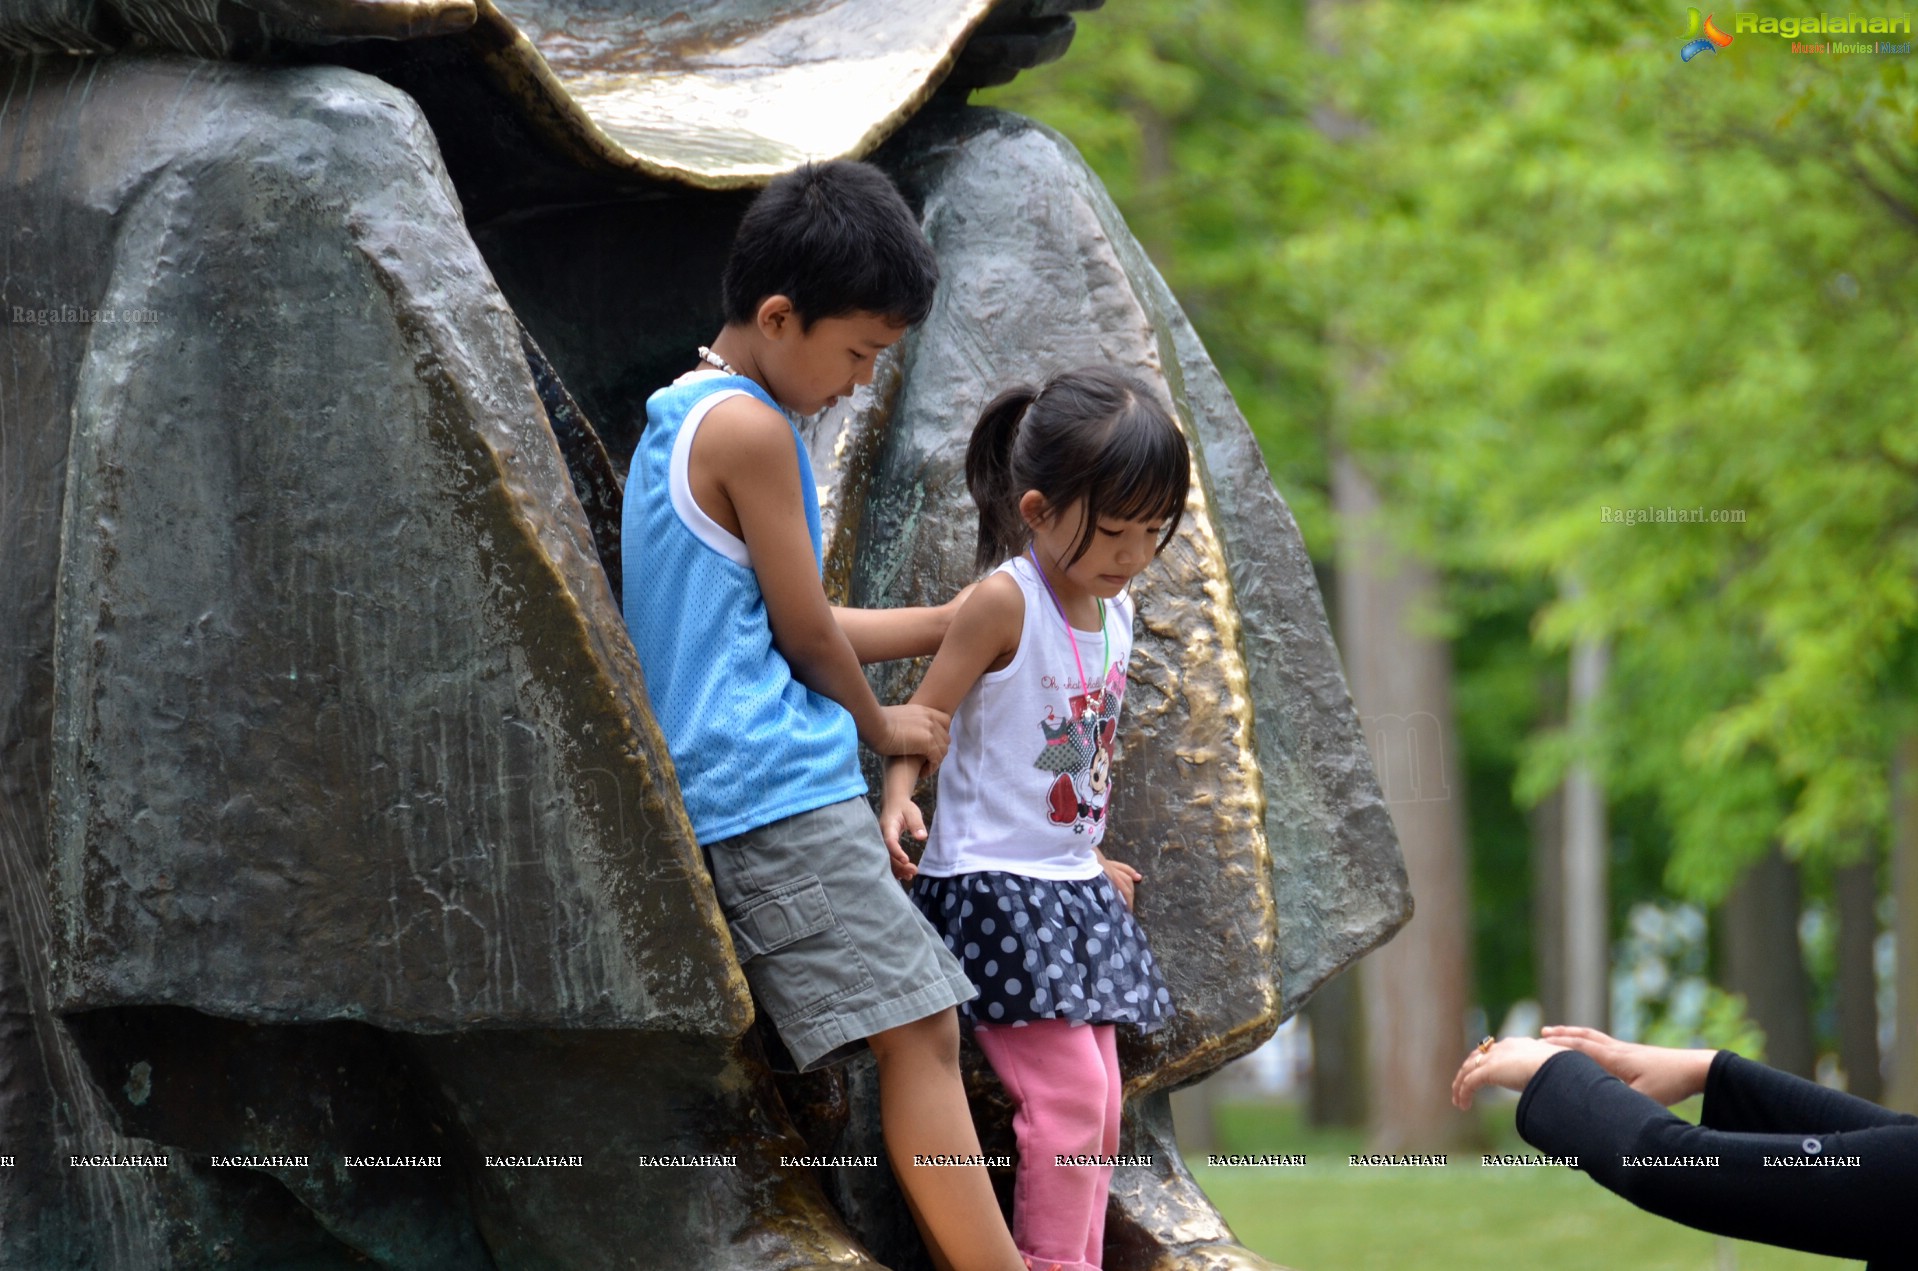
[
  {"left": 1306, "top": 0, "right": 1918, "bottom": 900},
  {"left": 1639, "top": 986, "right": 1767, "bottom": 1056},
  {"left": 992, "top": 4, "right": 1917, "bottom": 1067},
  {"left": 996, "top": 0, "right": 1918, "bottom": 912},
  {"left": 1615, "top": 901, "right": 1770, "bottom": 1053}
]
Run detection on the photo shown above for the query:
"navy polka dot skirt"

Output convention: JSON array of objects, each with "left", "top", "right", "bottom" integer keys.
[{"left": 909, "top": 871, "right": 1173, "bottom": 1032}]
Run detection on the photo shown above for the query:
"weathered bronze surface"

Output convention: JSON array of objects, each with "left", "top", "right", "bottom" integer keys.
[
  {"left": 1109, "top": 1092, "right": 1289, "bottom": 1271},
  {"left": 38, "top": 57, "right": 741, "bottom": 1036},
  {"left": 486, "top": 0, "right": 998, "bottom": 185},
  {"left": 0, "top": 54, "right": 845, "bottom": 1269},
  {"left": 522, "top": 321, "right": 627, "bottom": 604},
  {"left": 0, "top": 1, "right": 1100, "bottom": 186},
  {"left": 0, "top": 0, "right": 480, "bottom": 58},
  {"left": 0, "top": 3, "right": 1401, "bottom": 1267}
]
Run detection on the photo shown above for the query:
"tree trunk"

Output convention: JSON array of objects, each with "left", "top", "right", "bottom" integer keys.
[
  {"left": 1887, "top": 733, "right": 1918, "bottom": 1112},
  {"left": 1562, "top": 606, "right": 1610, "bottom": 1031},
  {"left": 1834, "top": 854, "right": 1882, "bottom": 1101},
  {"left": 1334, "top": 453, "right": 1473, "bottom": 1151},
  {"left": 1529, "top": 662, "right": 1567, "bottom": 1027},
  {"left": 1168, "top": 1078, "right": 1219, "bottom": 1154},
  {"left": 1305, "top": 968, "right": 1367, "bottom": 1127},
  {"left": 1720, "top": 845, "right": 1816, "bottom": 1079},
  {"left": 1529, "top": 783, "right": 1567, "bottom": 1026}
]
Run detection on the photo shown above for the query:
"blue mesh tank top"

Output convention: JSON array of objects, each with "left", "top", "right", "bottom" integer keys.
[{"left": 620, "top": 371, "right": 864, "bottom": 843}]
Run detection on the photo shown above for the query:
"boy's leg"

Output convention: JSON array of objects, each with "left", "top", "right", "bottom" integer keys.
[
  {"left": 866, "top": 1008, "right": 1024, "bottom": 1271},
  {"left": 972, "top": 1019, "right": 1111, "bottom": 1271},
  {"left": 896, "top": 1183, "right": 956, "bottom": 1271}
]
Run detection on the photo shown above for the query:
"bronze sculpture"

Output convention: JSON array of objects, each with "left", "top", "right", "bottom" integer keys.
[{"left": 0, "top": 2, "right": 1409, "bottom": 1266}]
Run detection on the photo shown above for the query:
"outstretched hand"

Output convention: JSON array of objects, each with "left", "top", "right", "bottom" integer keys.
[
  {"left": 1451, "top": 1037, "right": 1569, "bottom": 1110},
  {"left": 1539, "top": 1025, "right": 1717, "bottom": 1106}
]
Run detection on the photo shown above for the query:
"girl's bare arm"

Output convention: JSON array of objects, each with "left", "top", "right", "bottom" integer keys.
[{"left": 877, "top": 574, "right": 1024, "bottom": 864}]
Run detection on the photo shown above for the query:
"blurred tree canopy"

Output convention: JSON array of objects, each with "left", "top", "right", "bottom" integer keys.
[{"left": 986, "top": 0, "right": 1918, "bottom": 1026}]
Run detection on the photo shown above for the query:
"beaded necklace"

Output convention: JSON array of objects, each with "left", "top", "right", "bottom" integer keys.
[{"left": 1027, "top": 544, "right": 1109, "bottom": 724}]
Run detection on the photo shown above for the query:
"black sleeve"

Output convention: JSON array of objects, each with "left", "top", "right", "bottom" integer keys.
[
  {"left": 1703, "top": 1050, "right": 1918, "bottom": 1135},
  {"left": 1515, "top": 1050, "right": 1918, "bottom": 1265}
]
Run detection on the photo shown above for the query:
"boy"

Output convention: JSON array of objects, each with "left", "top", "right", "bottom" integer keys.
[{"left": 621, "top": 161, "right": 1024, "bottom": 1271}]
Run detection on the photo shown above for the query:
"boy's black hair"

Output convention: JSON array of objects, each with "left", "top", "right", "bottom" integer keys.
[
  {"left": 720, "top": 160, "right": 939, "bottom": 329},
  {"left": 966, "top": 366, "right": 1192, "bottom": 572}
]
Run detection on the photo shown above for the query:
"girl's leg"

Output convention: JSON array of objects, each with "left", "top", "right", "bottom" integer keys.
[
  {"left": 973, "top": 1019, "right": 1111, "bottom": 1271},
  {"left": 1085, "top": 1025, "right": 1121, "bottom": 1268},
  {"left": 866, "top": 1009, "right": 1024, "bottom": 1271}
]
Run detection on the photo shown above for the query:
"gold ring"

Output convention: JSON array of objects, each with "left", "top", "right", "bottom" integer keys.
[{"left": 1477, "top": 1035, "right": 1495, "bottom": 1055}]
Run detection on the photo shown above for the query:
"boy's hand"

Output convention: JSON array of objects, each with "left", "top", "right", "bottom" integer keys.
[
  {"left": 1099, "top": 854, "right": 1142, "bottom": 909},
  {"left": 865, "top": 704, "right": 952, "bottom": 767},
  {"left": 878, "top": 795, "right": 926, "bottom": 881}
]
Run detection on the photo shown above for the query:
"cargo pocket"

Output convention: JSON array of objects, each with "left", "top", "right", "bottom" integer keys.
[{"left": 727, "top": 876, "right": 876, "bottom": 1025}]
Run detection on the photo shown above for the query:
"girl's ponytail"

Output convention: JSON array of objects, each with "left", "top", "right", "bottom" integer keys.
[
  {"left": 965, "top": 366, "right": 1190, "bottom": 575},
  {"left": 964, "top": 386, "right": 1036, "bottom": 572}
]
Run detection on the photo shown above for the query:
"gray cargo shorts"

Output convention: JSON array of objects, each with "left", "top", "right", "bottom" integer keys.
[{"left": 702, "top": 796, "right": 976, "bottom": 1072}]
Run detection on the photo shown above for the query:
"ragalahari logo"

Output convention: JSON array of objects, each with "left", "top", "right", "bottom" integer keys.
[{"left": 1679, "top": 8, "right": 1737, "bottom": 58}]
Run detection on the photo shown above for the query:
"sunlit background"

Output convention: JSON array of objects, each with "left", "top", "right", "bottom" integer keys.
[{"left": 987, "top": 1, "right": 1917, "bottom": 1265}]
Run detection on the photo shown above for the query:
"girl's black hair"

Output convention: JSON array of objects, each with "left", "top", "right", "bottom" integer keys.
[{"left": 964, "top": 366, "right": 1191, "bottom": 573}]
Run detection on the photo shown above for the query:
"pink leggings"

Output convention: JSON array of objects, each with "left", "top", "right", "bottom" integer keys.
[{"left": 972, "top": 1020, "right": 1121, "bottom": 1271}]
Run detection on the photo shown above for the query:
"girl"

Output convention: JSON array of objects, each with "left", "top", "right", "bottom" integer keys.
[{"left": 879, "top": 365, "right": 1188, "bottom": 1271}]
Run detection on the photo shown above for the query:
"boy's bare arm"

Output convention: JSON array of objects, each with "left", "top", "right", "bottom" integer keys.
[
  {"left": 693, "top": 396, "right": 949, "bottom": 760},
  {"left": 830, "top": 588, "right": 973, "bottom": 664}
]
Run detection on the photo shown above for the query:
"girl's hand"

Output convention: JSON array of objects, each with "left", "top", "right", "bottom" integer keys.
[
  {"left": 1451, "top": 1037, "right": 1569, "bottom": 1110},
  {"left": 1099, "top": 854, "right": 1142, "bottom": 909},
  {"left": 878, "top": 796, "right": 926, "bottom": 881},
  {"left": 1539, "top": 1025, "right": 1717, "bottom": 1106},
  {"left": 884, "top": 835, "right": 920, "bottom": 882}
]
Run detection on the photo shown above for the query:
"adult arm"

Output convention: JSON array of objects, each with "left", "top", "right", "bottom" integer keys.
[
  {"left": 1542, "top": 1023, "right": 1913, "bottom": 1132},
  {"left": 1517, "top": 1049, "right": 1918, "bottom": 1264},
  {"left": 1702, "top": 1049, "right": 1918, "bottom": 1135},
  {"left": 1536, "top": 1025, "right": 1714, "bottom": 1105}
]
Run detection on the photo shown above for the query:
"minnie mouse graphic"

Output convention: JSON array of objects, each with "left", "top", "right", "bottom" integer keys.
[{"left": 1033, "top": 665, "right": 1124, "bottom": 833}]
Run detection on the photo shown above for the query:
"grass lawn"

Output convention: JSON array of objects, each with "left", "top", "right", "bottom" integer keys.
[{"left": 1188, "top": 1101, "right": 1862, "bottom": 1271}]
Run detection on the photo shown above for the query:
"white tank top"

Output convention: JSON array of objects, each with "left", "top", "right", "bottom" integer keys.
[{"left": 918, "top": 555, "right": 1132, "bottom": 880}]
